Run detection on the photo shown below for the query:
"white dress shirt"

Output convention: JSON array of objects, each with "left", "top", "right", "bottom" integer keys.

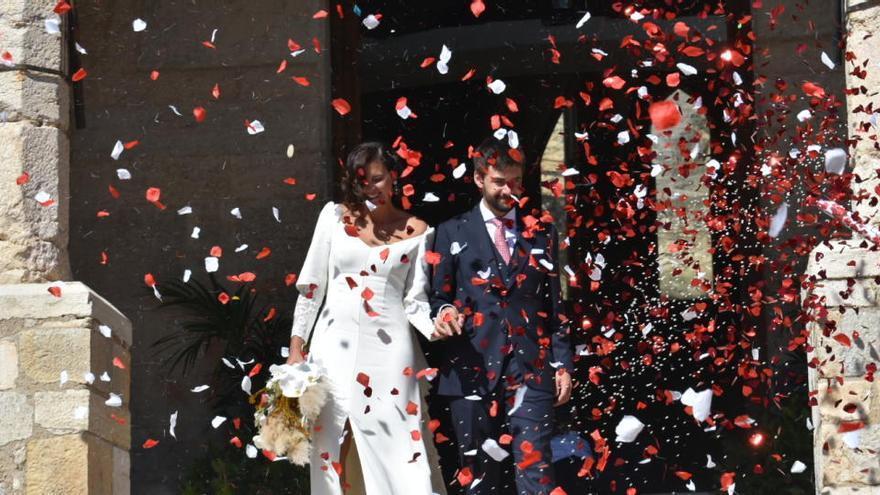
[{"left": 479, "top": 199, "right": 517, "bottom": 258}]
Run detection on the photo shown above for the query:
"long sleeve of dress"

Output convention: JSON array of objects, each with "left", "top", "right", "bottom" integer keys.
[
  {"left": 403, "top": 228, "right": 437, "bottom": 341},
  {"left": 290, "top": 201, "right": 338, "bottom": 340}
]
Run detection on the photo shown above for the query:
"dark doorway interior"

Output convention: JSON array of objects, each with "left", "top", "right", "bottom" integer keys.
[{"left": 332, "top": 1, "right": 763, "bottom": 493}]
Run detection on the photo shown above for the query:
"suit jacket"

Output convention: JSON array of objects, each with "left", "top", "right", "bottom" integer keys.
[{"left": 428, "top": 204, "right": 574, "bottom": 396}]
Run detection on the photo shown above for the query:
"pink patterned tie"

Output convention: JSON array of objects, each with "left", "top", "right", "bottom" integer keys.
[{"left": 490, "top": 217, "right": 511, "bottom": 264}]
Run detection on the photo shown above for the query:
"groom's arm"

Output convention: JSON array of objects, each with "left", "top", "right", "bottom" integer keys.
[
  {"left": 429, "top": 221, "right": 457, "bottom": 319},
  {"left": 546, "top": 224, "right": 574, "bottom": 373}
]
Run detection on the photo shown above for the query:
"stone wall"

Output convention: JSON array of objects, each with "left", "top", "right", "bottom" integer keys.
[
  {"left": 0, "top": 283, "right": 132, "bottom": 494},
  {"left": 806, "top": 1, "right": 880, "bottom": 493},
  {"left": 0, "top": 0, "right": 71, "bottom": 283}
]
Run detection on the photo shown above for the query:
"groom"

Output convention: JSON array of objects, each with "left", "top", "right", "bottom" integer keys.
[{"left": 429, "top": 137, "right": 573, "bottom": 494}]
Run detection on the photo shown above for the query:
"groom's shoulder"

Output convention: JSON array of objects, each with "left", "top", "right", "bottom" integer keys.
[{"left": 437, "top": 209, "right": 473, "bottom": 231}]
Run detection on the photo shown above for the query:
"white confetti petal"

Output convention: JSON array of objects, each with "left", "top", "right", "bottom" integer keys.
[
  {"left": 450, "top": 242, "right": 467, "bottom": 255},
  {"left": 507, "top": 386, "right": 528, "bottom": 415},
  {"left": 235, "top": 244, "right": 248, "bottom": 252},
  {"left": 676, "top": 63, "right": 698, "bottom": 76},
  {"left": 132, "top": 18, "right": 147, "bottom": 32},
  {"left": 177, "top": 206, "right": 193, "bottom": 215},
  {"left": 191, "top": 384, "right": 210, "bottom": 393},
  {"left": 362, "top": 14, "right": 380, "bottom": 30},
  {"left": 241, "top": 375, "right": 252, "bottom": 395},
  {"left": 205, "top": 256, "right": 219, "bottom": 273},
  {"left": 272, "top": 206, "right": 281, "bottom": 223},
  {"left": 116, "top": 169, "right": 131, "bottom": 180},
  {"left": 575, "top": 11, "right": 592, "bottom": 29},
  {"left": 191, "top": 227, "right": 201, "bottom": 239},
  {"left": 790, "top": 460, "right": 807, "bottom": 474},
  {"left": 100, "top": 372, "right": 111, "bottom": 382},
  {"left": 183, "top": 269, "right": 192, "bottom": 283},
  {"left": 287, "top": 144, "right": 295, "bottom": 158},
  {"left": 247, "top": 120, "right": 265, "bottom": 135},
  {"left": 487, "top": 79, "right": 507, "bottom": 94},
  {"left": 83, "top": 372, "right": 95, "bottom": 384},
  {"left": 768, "top": 202, "right": 788, "bottom": 238},
  {"left": 75, "top": 42, "right": 87, "bottom": 55},
  {"left": 105, "top": 393, "right": 122, "bottom": 408},
  {"left": 99, "top": 324, "right": 112, "bottom": 338},
  {"left": 169, "top": 411, "right": 178, "bottom": 439},
  {"left": 45, "top": 16, "right": 62, "bottom": 36},
  {"left": 796, "top": 109, "right": 812, "bottom": 122},
  {"left": 615, "top": 415, "right": 644, "bottom": 443},
  {"left": 34, "top": 191, "right": 51, "bottom": 204},
  {"left": 246, "top": 444, "right": 258, "bottom": 458},
  {"left": 821, "top": 51, "right": 836, "bottom": 70},
  {"left": 211, "top": 416, "right": 227, "bottom": 429},
  {"left": 423, "top": 192, "right": 439, "bottom": 202},
  {"left": 60, "top": 370, "right": 68, "bottom": 386},
  {"left": 481, "top": 438, "right": 509, "bottom": 462},
  {"left": 825, "top": 148, "right": 847, "bottom": 175},
  {"left": 230, "top": 207, "right": 242, "bottom": 219},
  {"left": 507, "top": 130, "right": 519, "bottom": 149},
  {"left": 452, "top": 162, "right": 467, "bottom": 179},
  {"left": 681, "top": 388, "right": 712, "bottom": 422}
]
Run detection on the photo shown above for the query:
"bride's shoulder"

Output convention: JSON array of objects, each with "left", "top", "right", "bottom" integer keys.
[{"left": 404, "top": 215, "right": 430, "bottom": 237}]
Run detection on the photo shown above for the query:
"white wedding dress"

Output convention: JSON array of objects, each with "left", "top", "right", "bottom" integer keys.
[{"left": 291, "top": 202, "right": 441, "bottom": 495}]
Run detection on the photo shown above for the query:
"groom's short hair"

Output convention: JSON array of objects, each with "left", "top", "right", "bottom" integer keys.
[{"left": 473, "top": 137, "right": 525, "bottom": 175}]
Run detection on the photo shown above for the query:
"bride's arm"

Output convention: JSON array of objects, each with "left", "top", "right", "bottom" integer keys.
[
  {"left": 403, "top": 228, "right": 438, "bottom": 341},
  {"left": 289, "top": 201, "right": 337, "bottom": 360}
]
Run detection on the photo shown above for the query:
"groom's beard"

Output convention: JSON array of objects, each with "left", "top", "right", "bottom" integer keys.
[{"left": 486, "top": 195, "right": 514, "bottom": 213}]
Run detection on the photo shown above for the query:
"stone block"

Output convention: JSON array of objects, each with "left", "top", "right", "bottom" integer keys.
[
  {"left": 821, "top": 487, "right": 880, "bottom": 495},
  {"left": 817, "top": 378, "right": 879, "bottom": 424},
  {"left": 0, "top": 20, "right": 64, "bottom": 70},
  {"left": 811, "top": 308, "right": 880, "bottom": 378},
  {"left": 819, "top": 422, "right": 880, "bottom": 487},
  {"left": 808, "top": 241, "right": 880, "bottom": 280},
  {"left": 0, "top": 123, "right": 70, "bottom": 283},
  {"left": 34, "top": 390, "right": 89, "bottom": 433},
  {"left": 0, "top": 392, "right": 33, "bottom": 447},
  {"left": 0, "top": 283, "right": 132, "bottom": 345},
  {"left": 25, "top": 434, "right": 88, "bottom": 495},
  {"left": 0, "top": 340, "right": 18, "bottom": 389},
  {"left": 0, "top": 70, "right": 69, "bottom": 129},
  {"left": 18, "top": 325, "right": 91, "bottom": 385},
  {"left": 0, "top": 439, "right": 27, "bottom": 495}
]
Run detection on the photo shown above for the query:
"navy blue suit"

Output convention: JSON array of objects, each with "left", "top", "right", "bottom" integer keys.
[{"left": 429, "top": 204, "right": 573, "bottom": 494}]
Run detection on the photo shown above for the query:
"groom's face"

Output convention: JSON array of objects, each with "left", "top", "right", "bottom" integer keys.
[{"left": 475, "top": 164, "right": 523, "bottom": 215}]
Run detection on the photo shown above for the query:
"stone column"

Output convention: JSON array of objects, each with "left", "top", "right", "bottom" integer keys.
[
  {"left": 0, "top": 2, "right": 131, "bottom": 494},
  {"left": 806, "top": 1, "right": 880, "bottom": 493}
]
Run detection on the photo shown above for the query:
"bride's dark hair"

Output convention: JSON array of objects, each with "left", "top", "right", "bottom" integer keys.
[{"left": 340, "top": 142, "right": 402, "bottom": 214}]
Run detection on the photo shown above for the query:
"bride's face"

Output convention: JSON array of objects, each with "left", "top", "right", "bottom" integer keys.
[{"left": 362, "top": 160, "right": 393, "bottom": 206}]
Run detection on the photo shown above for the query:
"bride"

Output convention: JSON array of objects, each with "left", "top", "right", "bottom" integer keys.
[{"left": 287, "top": 142, "right": 445, "bottom": 494}]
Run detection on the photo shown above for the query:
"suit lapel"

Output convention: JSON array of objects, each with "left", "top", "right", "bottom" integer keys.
[{"left": 509, "top": 211, "right": 538, "bottom": 283}]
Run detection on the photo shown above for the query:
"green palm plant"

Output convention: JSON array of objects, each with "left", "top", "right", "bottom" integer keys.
[{"left": 148, "top": 274, "right": 309, "bottom": 492}]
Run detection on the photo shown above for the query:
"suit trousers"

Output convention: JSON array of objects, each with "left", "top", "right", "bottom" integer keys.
[{"left": 443, "top": 358, "right": 557, "bottom": 495}]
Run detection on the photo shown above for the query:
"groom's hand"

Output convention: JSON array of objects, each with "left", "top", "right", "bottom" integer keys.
[
  {"left": 554, "top": 368, "right": 572, "bottom": 406},
  {"left": 433, "top": 306, "right": 464, "bottom": 339}
]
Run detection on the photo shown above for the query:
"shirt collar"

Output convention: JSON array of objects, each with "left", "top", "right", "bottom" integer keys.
[{"left": 479, "top": 199, "right": 517, "bottom": 226}]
